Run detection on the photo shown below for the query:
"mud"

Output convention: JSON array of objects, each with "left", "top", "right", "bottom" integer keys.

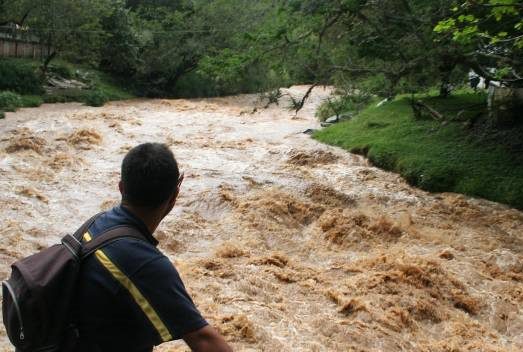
[{"left": 0, "top": 86, "right": 522, "bottom": 351}]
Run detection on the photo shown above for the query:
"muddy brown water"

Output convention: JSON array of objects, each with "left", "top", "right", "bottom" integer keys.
[{"left": 0, "top": 86, "right": 522, "bottom": 351}]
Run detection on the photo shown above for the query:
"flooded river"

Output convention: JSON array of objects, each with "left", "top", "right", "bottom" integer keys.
[{"left": 0, "top": 86, "right": 522, "bottom": 351}]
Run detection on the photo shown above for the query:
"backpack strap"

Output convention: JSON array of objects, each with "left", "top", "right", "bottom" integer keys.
[
  {"left": 61, "top": 212, "right": 105, "bottom": 260},
  {"left": 73, "top": 212, "right": 105, "bottom": 241},
  {"left": 80, "top": 225, "right": 147, "bottom": 259}
]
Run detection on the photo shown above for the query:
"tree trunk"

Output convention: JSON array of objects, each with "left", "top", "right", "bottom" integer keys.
[
  {"left": 488, "top": 86, "right": 523, "bottom": 126},
  {"left": 42, "top": 50, "right": 56, "bottom": 74}
]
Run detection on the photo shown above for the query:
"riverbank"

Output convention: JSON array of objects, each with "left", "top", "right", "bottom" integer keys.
[
  {"left": 314, "top": 92, "right": 523, "bottom": 210},
  {"left": 0, "top": 58, "right": 133, "bottom": 116}
]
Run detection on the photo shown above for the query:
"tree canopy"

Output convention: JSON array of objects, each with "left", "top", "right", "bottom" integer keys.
[{"left": 1, "top": 0, "right": 521, "bottom": 97}]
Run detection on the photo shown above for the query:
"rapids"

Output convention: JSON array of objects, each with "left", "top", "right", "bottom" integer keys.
[{"left": 0, "top": 86, "right": 522, "bottom": 351}]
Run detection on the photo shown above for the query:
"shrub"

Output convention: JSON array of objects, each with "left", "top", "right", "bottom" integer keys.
[
  {"left": 44, "top": 94, "right": 69, "bottom": 104},
  {"left": 316, "top": 93, "right": 372, "bottom": 121},
  {"left": 20, "top": 95, "right": 44, "bottom": 108},
  {"left": 0, "top": 59, "right": 43, "bottom": 94},
  {"left": 0, "top": 111, "right": 5, "bottom": 119},
  {"left": 48, "top": 62, "right": 74, "bottom": 79},
  {"left": 0, "top": 91, "right": 23, "bottom": 111},
  {"left": 84, "top": 89, "right": 109, "bottom": 107},
  {"left": 44, "top": 89, "right": 86, "bottom": 104}
]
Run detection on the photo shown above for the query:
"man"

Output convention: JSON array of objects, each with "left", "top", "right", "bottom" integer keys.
[{"left": 74, "top": 143, "right": 232, "bottom": 352}]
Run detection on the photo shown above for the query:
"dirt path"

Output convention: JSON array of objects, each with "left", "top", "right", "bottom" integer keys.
[{"left": 0, "top": 86, "right": 522, "bottom": 351}]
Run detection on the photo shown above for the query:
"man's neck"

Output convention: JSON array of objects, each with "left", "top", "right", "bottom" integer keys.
[{"left": 121, "top": 203, "right": 162, "bottom": 235}]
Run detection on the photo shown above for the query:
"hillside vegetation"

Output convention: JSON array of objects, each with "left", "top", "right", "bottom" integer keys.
[{"left": 0, "top": 58, "right": 133, "bottom": 113}]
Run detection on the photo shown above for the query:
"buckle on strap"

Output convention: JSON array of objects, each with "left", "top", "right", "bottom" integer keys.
[{"left": 61, "top": 234, "right": 82, "bottom": 260}]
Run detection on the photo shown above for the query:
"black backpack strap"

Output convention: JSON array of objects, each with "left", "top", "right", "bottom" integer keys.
[
  {"left": 80, "top": 225, "right": 147, "bottom": 259},
  {"left": 61, "top": 212, "right": 104, "bottom": 260},
  {"left": 73, "top": 212, "right": 105, "bottom": 241}
]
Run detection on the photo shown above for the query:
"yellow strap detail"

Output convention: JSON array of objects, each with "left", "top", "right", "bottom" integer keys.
[{"left": 83, "top": 231, "right": 172, "bottom": 341}]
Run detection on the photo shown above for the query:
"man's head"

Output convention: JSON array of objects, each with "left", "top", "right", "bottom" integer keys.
[{"left": 119, "top": 143, "right": 182, "bottom": 215}]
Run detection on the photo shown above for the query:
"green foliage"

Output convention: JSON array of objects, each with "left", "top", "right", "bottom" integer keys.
[
  {"left": 0, "top": 91, "right": 23, "bottom": 111},
  {"left": 0, "top": 59, "right": 43, "bottom": 95},
  {"left": 84, "top": 89, "right": 109, "bottom": 107},
  {"left": 48, "top": 61, "right": 75, "bottom": 79},
  {"left": 99, "top": 4, "right": 141, "bottom": 76},
  {"left": 20, "top": 95, "right": 44, "bottom": 108},
  {"left": 434, "top": 0, "right": 523, "bottom": 87},
  {"left": 43, "top": 89, "right": 86, "bottom": 103},
  {"left": 314, "top": 92, "right": 523, "bottom": 209},
  {"left": 34, "top": 0, "right": 112, "bottom": 66},
  {"left": 316, "top": 92, "right": 372, "bottom": 121}
]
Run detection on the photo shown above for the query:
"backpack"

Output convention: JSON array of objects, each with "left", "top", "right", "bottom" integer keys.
[{"left": 2, "top": 213, "right": 147, "bottom": 352}]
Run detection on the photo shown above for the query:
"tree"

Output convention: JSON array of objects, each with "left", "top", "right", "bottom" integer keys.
[
  {"left": 99, "top": 1, "right": 142, "bottom": 76},
  {"left": 128, "top": 0, "right": 279, "bottom": 96},
  {"left": 27, "top": 0, "right": 112, "bottom": 68},
  {"left": 434, "top": 0, "right": 523, "bottom": 87},
  {"left": 225, "top": 0, "right": 462, "bottom": 101}
]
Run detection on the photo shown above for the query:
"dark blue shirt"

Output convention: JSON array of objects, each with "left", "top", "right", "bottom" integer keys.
[{"left": 75, "top": 206, "right": 207, "bottom": 352}]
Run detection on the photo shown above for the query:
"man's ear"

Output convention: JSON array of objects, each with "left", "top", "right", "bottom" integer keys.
[
  {"left": 161, "top": 190, "right": 178, "bottom": 218},
  {"left": 118, "top": 180, "right": 124, "bottom": 196}
]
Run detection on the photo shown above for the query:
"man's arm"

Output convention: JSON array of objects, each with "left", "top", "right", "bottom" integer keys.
[{"left": 183, "top": 325, "right": 233, "bottom": 352}]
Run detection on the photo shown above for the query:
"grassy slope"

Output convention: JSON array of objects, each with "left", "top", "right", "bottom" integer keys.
[{"left": 314, "top": 92, "right": 523, "bottom": 210}]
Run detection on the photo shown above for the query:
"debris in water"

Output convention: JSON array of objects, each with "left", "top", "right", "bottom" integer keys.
[
  {"left": 318, "top": 209, "right": 401, "bottom": 247},
  {"left": 339, "top": 298, "right": 367, "bottom": 316},
  {"left": 16, "top": 187, "right": 48, "bottom": 203},
  {"left": 250, "top": 253, "right": 289, "bottom": 268},
  {"left": 439, "top": 249, "right": 455, "bottom": 260},
  {"left": 287, "top": 149, "right": 339, "bottom": 166},
  {"left": 232, "top": 187, "right": 324, "bottom": 230},
  {"left": 48, "top": 153, "right": 81, "bottom": 171},
  {"left": 67, "top": 128, "right": 102, "bottom": 149},
  {"left": 217, "top": 315, "right": 256, "bottom": 343},
  {"left": 215, "top": 243, "right": 246, "bottom": 258},
  {"left": 5, "top": 131, "right": 46, "bottom": 154},
  {"left": 305, "top": 183, "right": 355, "bottom": 208}
]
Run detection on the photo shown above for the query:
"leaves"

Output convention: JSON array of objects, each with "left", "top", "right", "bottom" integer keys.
[{"left": 434, "top": 0, "right": 523, "bottom": 86}]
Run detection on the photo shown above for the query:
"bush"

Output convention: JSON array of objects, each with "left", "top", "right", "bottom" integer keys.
[
  {"left": 84, "top": 89, "right": 109, "bottom": 107},
  {"left": 316, "top": 93, "right": 372, "bottom": 121},
  {"left": 44, "top": 89, "right": 86, "bottom": 104},
  {"left": 0, "top": 59, "right": 43, "bottom": 94},
  {"left": 0, "top": 91, "right": 23, "bottom": 111},
  {"left": 0, "top": 111, "right": 5, "bottom": 119},
  {"left": 48, "top": 62, "right": 74, "bottom": 79},
  {"left": 20, "top": 95, "right": 44, "bottom": 108}
]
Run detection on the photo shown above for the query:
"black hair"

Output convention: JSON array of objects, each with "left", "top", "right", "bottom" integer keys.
[{"left": 121, "top": 143, "right": 180, "bottom": 208}]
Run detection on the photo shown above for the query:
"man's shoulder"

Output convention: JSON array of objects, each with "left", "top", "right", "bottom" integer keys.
[{"left": 98, "top": 235, "right": 167, "bottom": 277}]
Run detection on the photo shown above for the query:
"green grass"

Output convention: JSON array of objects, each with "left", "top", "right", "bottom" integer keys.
[{"left": 314, "top": 92, "right": 523, "bottom": 210}]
